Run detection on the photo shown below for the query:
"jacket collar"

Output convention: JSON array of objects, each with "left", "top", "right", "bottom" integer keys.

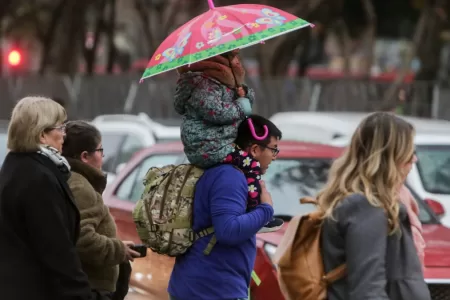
[{"left": 66, "top": 157, "right": 107, "bottom": 194}]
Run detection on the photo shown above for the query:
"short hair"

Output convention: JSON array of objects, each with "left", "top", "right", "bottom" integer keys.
[
  {"left": 62, "top": 121, "right": 101, "bottom": 159},
  {"left": 8, "top": 96, "right": 67, "bottom": 152},
  {"left": 235, "top": 114, "right": 282, "bottom": 149}
]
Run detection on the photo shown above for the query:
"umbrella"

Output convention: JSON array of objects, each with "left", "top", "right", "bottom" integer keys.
[{"left": 140, "top": 0, "right": 313, "bottom": 81}]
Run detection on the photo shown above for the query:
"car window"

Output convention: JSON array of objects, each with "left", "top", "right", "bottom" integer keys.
[
  {"left": 115, "top": 154, "right": 181, "bottom": 203},
  {"left": 0, "top": 133, "right": 7, "bottom": 167},
  {"left": 410, "top": 190, "right": 434, "bottom": 224},
  {"left": 115, "top": 167, "right": 139, "bottom": 201},
  {"left": 415, "top": 145, "right": 450, "bottom": 194},
  {"left": 264, "top": 158, "right": 333, "bottom": 217},
  {"left": 101, "top": 132, "right": 126, "bottom": 173},
  {"left": 116, "top": 134, "right": 145, "bottom": 167},
  {"left": 265, "top": 158, "right": 434, "bottom": 224}
]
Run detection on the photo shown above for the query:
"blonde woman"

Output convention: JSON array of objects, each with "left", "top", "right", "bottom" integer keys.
[
  {"left": 0, "top": 97, "right": 93, "bottom": 300},
  {"left": 319, "top": 112, "right": 430, "bottom": 300}
]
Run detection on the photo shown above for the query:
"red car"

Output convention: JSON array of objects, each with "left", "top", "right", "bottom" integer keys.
[{"left": 104, "top": 141, "right": 450, "bottom": 299}]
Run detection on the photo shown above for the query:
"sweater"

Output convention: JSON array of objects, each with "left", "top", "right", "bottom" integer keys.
[
  {"left": 168, "top": 165, "right": 274, "bottom": 300},
  {"left": 67, "top": 158, "right": 126, "bottom": 292},
  {"left": 322, "top": 194, "right": 430, "bottom": 300}
]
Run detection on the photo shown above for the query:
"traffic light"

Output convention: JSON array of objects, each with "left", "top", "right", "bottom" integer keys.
[
  {"left": 3, "top": 48, "right": 25, "bottom": 76},
  {"left": 7, "top": 50, "right": 22, "bottom": 67}
]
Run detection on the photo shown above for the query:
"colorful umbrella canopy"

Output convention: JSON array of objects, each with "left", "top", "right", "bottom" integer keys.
[{"left": 140, "top": 0, "right": 313, "bottom": 81}]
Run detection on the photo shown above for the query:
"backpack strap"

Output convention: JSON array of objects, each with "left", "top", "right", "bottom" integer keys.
[
  {"left": 321, "top": 264, "right": 347, "bottom": 285},
  {"left": 193, "top": 227, "right": 216, "bottom": 255}
]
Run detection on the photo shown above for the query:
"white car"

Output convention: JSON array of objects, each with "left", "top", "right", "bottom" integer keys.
[
  {"left": 270, "top": 112, "right": 450, "bottom": 227},
  {"left": 91, "top": 113, "right": 180, "bottom": 177}
]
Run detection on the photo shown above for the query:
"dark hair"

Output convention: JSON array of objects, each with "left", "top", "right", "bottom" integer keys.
[
  {"left": 62, "top": 120, "right": 101, "bottom": 159},
  {"left": 235, "top": 114, "right": 282, "bottom": 149}
]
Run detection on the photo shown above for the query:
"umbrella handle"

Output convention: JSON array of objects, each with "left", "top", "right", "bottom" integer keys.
[
  {"left": 247, "top": 118, "right": 268, "bottom": 141},
  {"left": 207, "top": 0, "right": 215, "bottom": 9}
]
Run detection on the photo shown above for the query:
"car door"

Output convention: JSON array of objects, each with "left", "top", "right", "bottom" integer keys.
[
  {"left": 115, "top": 134, "right": 147, "bottom": 173},
  {"left": 107, "top": 153, "right": 183, "bottom": 242}
]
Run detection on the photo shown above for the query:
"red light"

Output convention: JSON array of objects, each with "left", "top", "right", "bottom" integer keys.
[{"left": 7, "top": 50, "right": 21, "bottom": 66}]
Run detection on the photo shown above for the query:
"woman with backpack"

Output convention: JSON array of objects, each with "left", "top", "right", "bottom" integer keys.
[{"left": 318, "top": 112, "right": 430, "bottom": 300}]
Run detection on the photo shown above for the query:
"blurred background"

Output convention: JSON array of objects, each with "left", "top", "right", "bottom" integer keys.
[
  {"left": 2, "top": 1, "right": 450, "bottom": 299},
  {"left": 1, "top": 0, "right": 450, "bottom": 120}
]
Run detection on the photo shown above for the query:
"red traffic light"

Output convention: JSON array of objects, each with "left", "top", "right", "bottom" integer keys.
[{"left": 7, "top": 50, "right": 21, "bottom": 66}]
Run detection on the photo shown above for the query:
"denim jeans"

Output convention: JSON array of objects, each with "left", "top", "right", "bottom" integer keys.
[{"left": 169, "top": 296, "right": 248, "bottom": 300}]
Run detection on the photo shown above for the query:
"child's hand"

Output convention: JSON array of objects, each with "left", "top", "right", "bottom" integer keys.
[{"left": 237, "top": 86, "right": 245, "bottom": 97}]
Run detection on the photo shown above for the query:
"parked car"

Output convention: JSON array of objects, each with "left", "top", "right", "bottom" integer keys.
[
  {"left": 103, "top": 141, "right": 340, "bottom": 299},
  {"left": 256, "top": 153, "right": 450, "bottom": 300},
  {"left": 105, "top": 140, "right": 450, "bottom": 299},
  {"left": 103, "top": 142, "right": 184, "bottom": 299},
  {"left": 269, "top": 112, "right": 450, "bottom": 144},
  {"left": 91, "top": 113, "right": 180, "bottom": 182},
  {"left": 0, "top": 121, "right": 8, "bottom": 168},
  {"left": 270, "top": 111, "right": 450, "bottom": 227}
]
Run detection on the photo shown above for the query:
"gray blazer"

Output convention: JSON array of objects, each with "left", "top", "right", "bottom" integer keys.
[{"left": 321, "top": 193, "right": 431, "bottom": 300}]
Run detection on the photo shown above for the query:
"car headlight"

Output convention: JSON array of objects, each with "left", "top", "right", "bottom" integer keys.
[{"left": 264, "top": 243, "right": 278, "bottom": 262}]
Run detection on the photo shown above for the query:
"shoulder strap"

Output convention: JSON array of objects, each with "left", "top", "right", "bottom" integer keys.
[
  {"left": 322, "top": 264, "right": 347, "bottom": 284},
  {"left": 194, "top": 227, "right": 216, "bottom": 255}
]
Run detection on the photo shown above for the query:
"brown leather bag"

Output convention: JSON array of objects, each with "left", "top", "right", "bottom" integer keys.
[{"left": 274, "top": 197, "right": 346, "bottom": 300}]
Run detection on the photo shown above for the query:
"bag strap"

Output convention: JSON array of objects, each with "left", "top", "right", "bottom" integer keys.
[
  {"left": 321, "top": 264, "right": 347, "bottom": 285},
  {"left": 194, "top": 227, "right": 216, "bottom": 255},
  {"left": 300, "top": 196, "right": 318, "bottom": 205}
]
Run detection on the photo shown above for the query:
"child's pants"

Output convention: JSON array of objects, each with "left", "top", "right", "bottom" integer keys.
[{"left": 223, "top": 145, "right": 262, "bottom": 210}]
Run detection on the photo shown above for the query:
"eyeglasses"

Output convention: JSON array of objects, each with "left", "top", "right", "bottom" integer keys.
[
  {"left": 259, "top": 144, "right": 280, "bottom": 156},
  {"left": 92, "top": 148, "right": 104, "bottom": 157},
  {"left": 46, "top": 124, "right": 66, "bottom": 132},
  {"left": 46, "top": 124, "right": 66, "bottom": 133}
]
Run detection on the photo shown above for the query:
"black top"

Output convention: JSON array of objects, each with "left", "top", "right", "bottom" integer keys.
[
  {"left": 0, "top": 152, "right": 93, "bottom": 300},
  {"left": 321, "top": 193, "right": 431, "bottom": 300}
]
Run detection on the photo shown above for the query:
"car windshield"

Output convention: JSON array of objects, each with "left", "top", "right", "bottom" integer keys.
[
  {"left": 0, "top": 132, "right": 7, "bottom": 167},
  {"left": 100, "top": 132, "right": 125, "bottom": 173},
  {"left": 263, "top": 158, "right": 435, "bottom": 224},
  {"left": 415, "top": 145, "right": 450, "bottom": 194}
]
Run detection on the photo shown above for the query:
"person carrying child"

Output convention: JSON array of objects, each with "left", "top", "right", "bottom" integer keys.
[{"left": 174, "top": 49, "right": 283, "bottom": 232}]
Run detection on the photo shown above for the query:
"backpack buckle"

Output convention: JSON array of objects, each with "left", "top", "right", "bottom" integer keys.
[{"left": 189, "top": 230, "right": 195, "bottom": 242}]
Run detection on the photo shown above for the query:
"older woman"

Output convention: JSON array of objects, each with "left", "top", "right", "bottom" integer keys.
[
  {"left": 62, "top": 120, "right": 140, "bottom": 300},
  {"left": 0, "top": 97, "right": 93, "bottom": 300}
]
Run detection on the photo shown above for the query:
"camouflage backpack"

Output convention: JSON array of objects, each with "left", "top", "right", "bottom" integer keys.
[{"left": 132, "top": 164, "right": 216, "bottom": 257}]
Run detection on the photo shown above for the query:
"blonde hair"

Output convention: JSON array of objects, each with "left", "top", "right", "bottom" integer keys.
[
  {"left": 317, "top": 112, "right": 415, "bottom": 234},
  {"left": 7, "top": 96, "right": 67, "bottom": 152}
]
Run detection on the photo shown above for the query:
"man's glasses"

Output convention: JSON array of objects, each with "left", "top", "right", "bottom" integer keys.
[{"left": 258, "top": 144, "right": 280, "bottom": 156}]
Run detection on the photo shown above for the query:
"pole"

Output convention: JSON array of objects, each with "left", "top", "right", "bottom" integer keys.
[{"left": 207, "top": 0, "right": 215, "bottom": 9}]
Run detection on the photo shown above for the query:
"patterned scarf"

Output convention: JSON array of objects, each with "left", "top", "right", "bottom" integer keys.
[
  {"left": 38, "top": 144, "right": 71, "bottom": 176},
  {"left": 177, "top": 50, "right": 245, "bottom": 88}
]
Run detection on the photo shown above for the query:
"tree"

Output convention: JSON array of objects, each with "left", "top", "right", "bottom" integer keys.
[{"left": 380, "top": 0, "right": 450, "bottom": 115}]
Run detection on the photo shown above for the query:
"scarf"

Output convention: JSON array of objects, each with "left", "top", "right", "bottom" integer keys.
[
  {"left": 38, "top": 144, "right": 71, "bottom": 176},
  {"left": 399, "top": 185, "right": 425, "bottom": 270},
  {"left": 177, "top": 50, "right": 245, "bottom": 88}
]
